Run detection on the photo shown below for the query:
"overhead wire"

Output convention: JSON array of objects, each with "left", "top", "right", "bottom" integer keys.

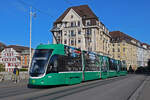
[
  {"left": 17, "top": 0, "right": 55, "bottom": 18},
  {"left": 64, "top": 0, "right": 93, "bottom": 6},
  {"left": 64, "top": 0, "right": 73, "bottom": 6}
]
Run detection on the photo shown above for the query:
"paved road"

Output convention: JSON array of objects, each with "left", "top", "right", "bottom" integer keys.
[
  {"left": 0, "top": 75, "right": 147, "bottom": 100},
  {"left": 137, "top": 75, "right": 150, "bottom": 100}
]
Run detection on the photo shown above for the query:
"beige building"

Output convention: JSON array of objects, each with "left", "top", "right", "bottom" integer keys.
[
  {"left": 51, "top": 5, "right": 111, "bottom": 56},
  {"left": 110, "top": 31, "right": 138, "bottom": 70},
  {"left": 51, "top": 5, "right": 150, "bottom": 70}
]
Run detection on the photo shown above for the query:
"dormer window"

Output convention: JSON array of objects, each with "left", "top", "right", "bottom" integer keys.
[
  {"left": 86, "top": 20, "right": 91, "bottom": 26},
  {"left": 83, "top": 15, "right": 86, "bottom": 19}
]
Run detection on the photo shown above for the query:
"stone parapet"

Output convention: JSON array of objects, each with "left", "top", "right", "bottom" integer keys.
[{"left": 0, "top": 72, "right": 29, "bottom": 82}]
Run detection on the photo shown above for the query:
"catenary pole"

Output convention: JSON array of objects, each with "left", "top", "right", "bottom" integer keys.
[{"left": 29, "top": 6, "right": 32, "bottom": 72}]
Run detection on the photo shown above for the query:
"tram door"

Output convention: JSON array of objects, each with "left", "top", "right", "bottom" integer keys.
[
  {"left": 81, "top": 52, "right": 85, "bottom": 81},
  {"left": 101, "top": 56, "right": 109, "bottom": 78},
  {"left": 63, "top": 46, "right": 82, "bottom": 84},
  {"left": 99, "top": 56, "right": 103, "bottom": 78}
]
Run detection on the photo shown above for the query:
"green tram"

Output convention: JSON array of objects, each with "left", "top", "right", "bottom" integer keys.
[{"left": 29, "top": 44, "right": 127, "bottom": 86}]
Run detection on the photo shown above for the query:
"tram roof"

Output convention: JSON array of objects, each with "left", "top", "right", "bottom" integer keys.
[{"left": 36, "top": 44, "right": 64, "bottom": 50}]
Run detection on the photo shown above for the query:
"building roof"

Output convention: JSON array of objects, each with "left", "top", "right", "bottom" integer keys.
[
  {"left": 142, "top": 43, "right": 149, "bottom": 46},
  {"left": 0, "top": 42, "right": 6, "bottom": 47},
  {"left": 54, "top": 5, "right": 98, "bottom": 24},
  {"left": 0, "top": 42, "right": 6, "bottom": 52},
  {"left": 109, "top": 31, "right": 150, "bottom": 49},
  {"left": 7, "top": 45, "right": 31, "bottom": 53},
  {"left": 109, "top": 31, "right": 139, "bottom": 43},
  {"left": 141, "top": 43, "right": 150, "bottom": 49}
]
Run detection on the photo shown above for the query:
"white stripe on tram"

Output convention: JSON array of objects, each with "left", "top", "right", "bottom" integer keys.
[
  {"left": 58, "top": 71, "right": 82, "bottom": 73},
  {"left": 85, "top": 71, "right": 101, "bottom": 72}
]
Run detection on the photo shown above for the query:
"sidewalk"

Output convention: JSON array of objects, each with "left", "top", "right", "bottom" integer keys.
[
  {"left": 0, "top": 79, "right": 28, "bottom": 88},
  {"left": 137, "top": 75, "right": 150, "bottom": 100}
]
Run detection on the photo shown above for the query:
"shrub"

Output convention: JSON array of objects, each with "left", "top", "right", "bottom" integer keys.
[{"left": 19, "top": 68, "right": 28, "bottom": 72}]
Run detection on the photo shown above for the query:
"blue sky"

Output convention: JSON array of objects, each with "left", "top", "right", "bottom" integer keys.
[{"left": 0, "top": 0, "right": 150, "bottom": 48}]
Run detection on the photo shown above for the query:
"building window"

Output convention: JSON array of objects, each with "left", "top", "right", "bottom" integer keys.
[
  {"left": 78, "top": 21, "right": 80, "bottom": 26},
  {"left": 100, "top": 34, "right": 102, "bottom": 40},
  {"left": 123, "top": 42, "right": 125, "bottom": 46},
  {"left": 78, "top": 39, "right": 81, "bottom": 43},
  {"left": 78, "top": 30, "right": 81, "bottom": 34},
  {"left": 123, "top": 48, "right": 125, "bottom": 52},
  {"left": 71, "top": 21, "right": 76, "bottom": 27},
  {"left": 74, "top": 21, "right": 76, "bottom": 26},
  {"left": 89, "top": 38, "right": 92, "bottom": 42},
  {"left": 64, "top": 31, "right": 67, "bottom": 36},
  {"left": 118, "top": 55, "right": 120, "bottom": 58},
  {"left": 85, "top": 20, "right": 91, "bottom": 26},
  {"left": 71, "top": 30, "right": 74, "bottom": 36},
  {"left": 118, "top": 48, "right": 120, "bottom": 52},
  {"left": 83, "top": 15, "right": 86, "bottom": 18},
  {"left": 86, "top": 20, "right": 91, "bottom": 26},
  {"left": 71, "top": 22, "right": 74, "bottom": 27},
  {"left": 87, "top": 22, "right": 90, "bottom": 26},
  {"left": 71, "top": 15, "right": 73, "bottom": 19},
  {"left": 65, "top": 23, "right": 67, "bottom": 27},
  {"left": 118, "top": 43, "right": 120, "bottom": 46},
  {"left": 71, "top": 40, "right": 74, "bottom": 45},
  {"left": 64, "top": 40, "right": 67, "bottom": 44},
  {"left": 113, "top": 48, "right": 115, "bottom": 52},
  {"left": 113, "top": 43, "right": 114, "bottom": 46},
  {"left": 57, "top": 39, "right": 61, "bottom": 43},
  {"left": 86, "top": 29, "right": 91, "bottom": 35},
  {"left": 88, "top": 47, "right": 92, "bottom": 51}
]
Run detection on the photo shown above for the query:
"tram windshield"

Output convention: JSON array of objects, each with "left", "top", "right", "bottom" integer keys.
[{"left": 30, "top": 49, "right": 53, "bottom": 77}]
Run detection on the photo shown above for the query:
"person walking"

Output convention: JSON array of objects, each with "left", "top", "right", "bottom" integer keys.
[{"left": 13, "top": 65, "right": 19, "bottom": 83}]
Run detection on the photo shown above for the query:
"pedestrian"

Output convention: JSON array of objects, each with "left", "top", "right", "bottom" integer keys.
[{"left": 13, "top": 65, "right": 19, "bottom": 83}]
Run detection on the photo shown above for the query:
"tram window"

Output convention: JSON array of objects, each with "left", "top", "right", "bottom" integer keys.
[
  {"left": 46, "top": 55, "right": 58, "bottom": 74},
  {"left": 57, "top": 54, "right": 82, "bottom": 72},
  {"left": 47, "top": 65, "right": 52, "bottom": 73},
  {"left": 101, "top": 58, "right": 108, "bottom": 72},
  {"left": 109, "top": 59, "right": 116, "bottom": 71},
  {"left": 84, "top": 53, "right": 100, "bottom": 71}
]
